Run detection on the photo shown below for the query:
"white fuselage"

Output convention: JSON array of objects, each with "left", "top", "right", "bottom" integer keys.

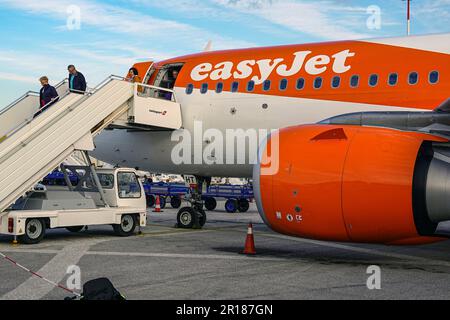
[{"left": 92, "top": 89, "right": 417, "bottom": 177}]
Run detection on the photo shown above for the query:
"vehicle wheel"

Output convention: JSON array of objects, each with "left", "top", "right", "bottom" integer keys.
[
  {"left": 198, "top": 209, "right": 207, "bottom": 227},
  {"left": 225, "top": 199, "right": 238, "bottom": 213},
  {"left": 19, "top": 219, "right": 46, "bottom": 244},
  {"left": 146, "top": 195, "right": 155, "bottom": 208},
  {"left": 177, "top": 207, "right": 195, "bottom": 229},
  {"left": 204, "top": 197, "right": 217, "bottom": 211},
  {"left": 66, "top": 226, "right": 85, "bottom": 233},
  {"left": 159, "top": 197, "right": 167, "bottom": 209},
  {"left": 170, "top": 196, "right": 182, "bottom": 209},
  {"left": 113, "top": 215, "right": 137, "bottom": 237},
  {"left": 238, "top": 199, "right": 250, "bottom": 213}
]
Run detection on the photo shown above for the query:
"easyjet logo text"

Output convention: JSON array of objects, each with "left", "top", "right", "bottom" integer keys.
[{"left": 190, "top": 50, "right": 355, "bottom": 85}]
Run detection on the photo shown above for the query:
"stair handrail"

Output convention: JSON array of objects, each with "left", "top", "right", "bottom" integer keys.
[
  {"left": 0, "top": 78, "right": 69, "bottom": 117},
  {"left": 0, "top": 91, "right": 39, "bottom": 117},
  {"left": 89, "top": 75, "right": 126, "bottom": 93},
  {"left": 0, "top": 75, "right": 126, "bottom": 144},
  {"left": 133, "top": 82, "right": 178, "bottom": 103}
]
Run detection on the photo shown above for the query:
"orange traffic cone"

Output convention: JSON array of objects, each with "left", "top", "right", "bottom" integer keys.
[
  {"left": 153, "top": 196, "right": 163, "bottom": 213},
  {"left": 242, "top": 223, "right": 256, "bottom": 255}
]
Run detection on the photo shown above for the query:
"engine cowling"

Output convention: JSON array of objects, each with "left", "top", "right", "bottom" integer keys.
[{"left": 253, "top": 125, "right": 450, "bottom": 245}]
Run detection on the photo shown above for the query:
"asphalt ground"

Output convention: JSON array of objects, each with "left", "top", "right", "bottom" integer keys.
[{"left": 1, "top": 201, "right": 450, "bottom": 300}]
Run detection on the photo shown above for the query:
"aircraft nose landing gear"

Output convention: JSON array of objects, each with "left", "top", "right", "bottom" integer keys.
[
  {"left": 176, "top": 204, "right": 207, "bottom": 229},
  {"left": 175, "top": 176, "right": 209, "bottom": 229}
]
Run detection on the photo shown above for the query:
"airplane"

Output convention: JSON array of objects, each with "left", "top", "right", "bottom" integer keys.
[{"left": 74, "top": 33, "right": 450, "bottom": 244}]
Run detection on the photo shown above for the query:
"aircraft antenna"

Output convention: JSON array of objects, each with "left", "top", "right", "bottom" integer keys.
[{"left": 403, "top": 0, "right": 412, "bottom": 36}]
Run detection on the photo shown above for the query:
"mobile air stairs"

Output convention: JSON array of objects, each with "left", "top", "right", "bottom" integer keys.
[{"left": 0, "top": 76, "right": 182, "bottom": 243}]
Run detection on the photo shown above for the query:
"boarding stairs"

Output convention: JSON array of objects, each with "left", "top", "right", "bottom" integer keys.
[{"left": 0, "top": 75, "right": 182, "bottom": 213}]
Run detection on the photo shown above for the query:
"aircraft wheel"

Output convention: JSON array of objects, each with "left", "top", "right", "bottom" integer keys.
[
  {"left": 177, "top": 207, "right": 195, "bottom": 229},
  {"left": 198, "top": 208, "right": 207, "bottom": 227}
]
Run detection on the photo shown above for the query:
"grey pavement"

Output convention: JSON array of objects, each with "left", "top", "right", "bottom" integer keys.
[{"left": 0, "top": 201, "right": 450, "bottom": 300}]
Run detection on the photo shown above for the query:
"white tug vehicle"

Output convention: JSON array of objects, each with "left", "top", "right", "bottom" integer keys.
[{"left": 1, "top": 161, "right": 147, "bottom": 244}]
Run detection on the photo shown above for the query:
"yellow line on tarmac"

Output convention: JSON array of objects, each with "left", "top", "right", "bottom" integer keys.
[
  {"left": 137, "top": 229, "right": 214, "bottom": 238},
  {"left": 85, "top": 250, "right": 283, "bottom": 262}
]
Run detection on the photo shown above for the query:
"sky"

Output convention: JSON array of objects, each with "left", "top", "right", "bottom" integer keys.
[{"left": 0, "top": 0, "right": 449, "bottom": 107}]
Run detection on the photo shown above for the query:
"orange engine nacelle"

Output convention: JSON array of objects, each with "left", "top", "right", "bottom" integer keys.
[{"left": 254, "top": 125, "right": 449, "bottom": 245}]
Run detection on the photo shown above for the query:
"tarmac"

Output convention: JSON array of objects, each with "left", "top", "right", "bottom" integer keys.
[{"left": 1, "top": 201, "right": 450, "bottom": 300}]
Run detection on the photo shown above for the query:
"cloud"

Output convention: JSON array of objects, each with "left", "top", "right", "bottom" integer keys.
[
  {"left": 129, "top": 0, "right": 237, "bottom": 20},
  {"left": 0, "top": 48, "right": 131, "bottom": 91},
  {"left": 213, "top": 0, "right": 371, "bottom": 40},
  {"left": 415, "top": 0, "right": 450, "bottom": 18},
  {"left": 0, "top": 72, "right": 37, "bottom": 85},
  {"left": 0, "top": 0, "right": 256, "bottom": 51},
  {"left": 0, "top": 0, "right": 259, "bottom": 102},
  {"left": 0, "top": 0, "right": 190, "bottom": 35}
]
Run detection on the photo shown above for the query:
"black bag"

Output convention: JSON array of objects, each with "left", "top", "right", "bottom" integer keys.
[{"left": 82, "top": 278, "right": 125, "bottom": 301}]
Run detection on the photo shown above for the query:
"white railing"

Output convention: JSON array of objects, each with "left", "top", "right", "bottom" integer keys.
[
  {"left": 134, "top": 82, "right": 178, "bottom": 103},
  {"left": 0, "top": 75, "right": 177, "bottom": 144},
  {"left": 0, "top": 91, "right": 39, "bottom": 116},
  {"left": 0, "top": 75, "right": 127, "bottom": 144},
  {"left": 0, "top": 78, "right": 68, "bottom": 117}
]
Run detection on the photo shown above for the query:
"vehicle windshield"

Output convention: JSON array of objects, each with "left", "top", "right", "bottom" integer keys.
[{"left": 117, "top": 172, "right": 141, "bottom": 198}]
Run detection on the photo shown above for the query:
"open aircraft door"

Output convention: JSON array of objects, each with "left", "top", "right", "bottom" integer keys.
[{"left": 127, "top": 62, "right": 184, "bottom": 130}]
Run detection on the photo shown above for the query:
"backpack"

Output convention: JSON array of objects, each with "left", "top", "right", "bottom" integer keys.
[{"left": 82, "top": 278, "right": 126, "bottom": 301}]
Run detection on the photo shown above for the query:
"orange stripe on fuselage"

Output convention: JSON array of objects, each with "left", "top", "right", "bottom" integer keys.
[{"left": 156, "top": 40, "right": 449, "bottom": 110}]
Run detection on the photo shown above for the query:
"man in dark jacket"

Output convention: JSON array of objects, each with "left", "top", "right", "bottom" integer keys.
[
  {"left": 68, "top": 65, "right": 87, "bottom": 94},
  {"left": 35, "top": 76, "right": 59, "bottom": 118}
]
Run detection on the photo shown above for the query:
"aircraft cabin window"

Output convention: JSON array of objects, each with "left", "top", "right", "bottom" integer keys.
[
  {"left": 296, "top": 78, "right": 305, "bottom": 90},
  {"left": 409, "top": 72, "right": 419, "bottom": 85},
  {"left": 332, "top": 76, "right": 341, "bottom": 89},
  {"left": 350, "top": 75, "right": 360, "bottom": 88},
  {"left": 263, "top": 80, "right": 271, "bottom": 91},
  {"left": 200, "top": 83, "right": 208, "bottom": 94},
  {"left": 280, "top": 79, "right": 288, "bottom": 91},
  {"left": 389, "top": 73, "right": 398, "bottom": 86},
  {"left": 314, "top": 77, "right": 323, "bottom": 89},
  {"left": 369, "top": 74, "right": 379, "bottom": 87},
  {"left": 429, "top": 71, "right": 439, "bottom": 84},
  {"left": 216, "top": 82, "right": 224, "bottom": 93},
  {"left": 231, "top": 82, "right": 239, "bottom": 93},
  {"left": 186, "top": 84, "right": 194, "bottom": 95},
  {"left": 247, "top": 81, "right": 255, "bottom": 92}
]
